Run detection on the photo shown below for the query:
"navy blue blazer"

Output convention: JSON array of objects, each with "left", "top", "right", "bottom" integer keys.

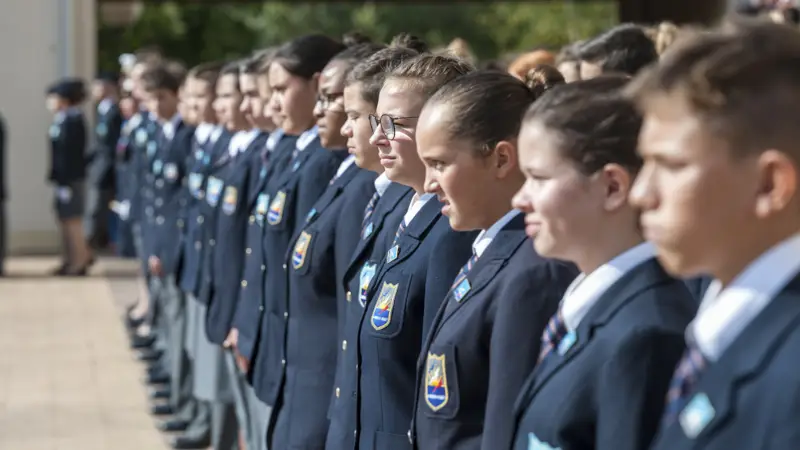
[
  {"left": 251, "top": 137, "right": 346, "bottom": 404},
  {"left": 267, "top": 163, "right": 377, "bottom": 450},
  {"left": 684, "top": 276, "right": 713, "bottom": 303},
  {"left": 650, "top": 272, "right": 800, "bottom": 450},
  {"left": 353, "top": 198, "right": 478, "bottom": 450},
  {"left": 512, "top": 258, "right": 697, "bottom": 450},
  {"left": 410, "top": 215, "right": 578, "bottom": 450},
  {"left": 114, "top": 113, "right": 147, "bottom": 220},
  {"left": 144, "top": 120, "right": 195, "bottom": 276},
  {"left": 205, "top": 132, "right": 269, "bottom": 345},
  {"left": 231, "top": 132, "right": 298, "bottom": 363},
  {"left": 48, "top": 109, "right": 87, "bottom": 184},
  {"left": 178, "top": 134, "right": 223, "bottom": 296},
  {"left": 326, "top": 182, "right": 414, "bottom": 450},
  {"left": 88, "top": 101, "right": 123, "bottom": 189},
  {"left": 133, "top": 116, "right": 160, "bottom": 227}
]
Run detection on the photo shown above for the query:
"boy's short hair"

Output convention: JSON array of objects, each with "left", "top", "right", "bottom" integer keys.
[
  {"left": 187, "top": 61, "right": 225, "bottom": 87},
  {"left": 626, "top": 22, "right": 800, "bottom": 158},
  {"left": 141, "top": 64, "right": 182, "bottom": 93},
  {"left": 578, "top": 23, "right": 658, "bottom": 76}
]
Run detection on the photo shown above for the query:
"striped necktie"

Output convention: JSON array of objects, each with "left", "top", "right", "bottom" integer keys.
[
  {"left": 362, "top": 192, "right": 380, "bottom": 228},
  {"left": 538, "top": 309, "right": 569, "bottom": 363},
  {"left": 451, "top": 253, "right": 478, "bottom": 291},
  {"left": 393, "top": 219, "right": 407, "bottom": 245},
  {"left": 662, "top": 345, "right": 707, "bottom": 426}
]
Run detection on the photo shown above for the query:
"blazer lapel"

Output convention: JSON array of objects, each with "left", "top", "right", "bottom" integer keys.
[
  {"left": 381, "top": 197, "right": 442, "bottom": 272},
  {"left": 689, "top": 273, "right": 800, "bottom": 441}
]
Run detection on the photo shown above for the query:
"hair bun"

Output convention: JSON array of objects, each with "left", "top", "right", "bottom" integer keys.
[
  {"left": 390, "top": 32, "right": 429, "bottom": 54},
  {"left": 343, "top": 31, "right": 372, "bottom": 47},
  {"left": 524, "top": 64, "right": 566, "bottom": 98}
]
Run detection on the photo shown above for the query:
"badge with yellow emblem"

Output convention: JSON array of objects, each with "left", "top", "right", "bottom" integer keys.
[
  {"left": 267, "top": 191, "right": 287, "bottom": 225},
  {"left": 222, "top": 186, "right": 238, "bottom": 215},
  {"left": 292, "top": 231, "right": 312, "bottom": 270},
  {"left": 371, "top": 282, "right": 398, "bottom": 330},
  {"left": 425, "top": 353, "right": 449, "bottom": 411},
  {"left": 255, "top": 193, "right": 269, "bottom": 224},
  {"left": 206, "top": 177, "right": 224, "bottom": 207}
]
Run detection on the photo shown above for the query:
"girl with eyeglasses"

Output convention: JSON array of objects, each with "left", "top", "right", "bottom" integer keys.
[{"left": 345, "top": 54, "right": 478, "bottom": 450}]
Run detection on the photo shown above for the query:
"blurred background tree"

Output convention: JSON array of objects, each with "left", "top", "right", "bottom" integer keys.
[{"left": 97, "top": 1, "right": 618, "bottom": 71}]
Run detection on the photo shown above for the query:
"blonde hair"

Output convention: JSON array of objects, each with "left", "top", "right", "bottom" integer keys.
[{"left": 508, "top": 50, "right": 557, "bottom": 80}]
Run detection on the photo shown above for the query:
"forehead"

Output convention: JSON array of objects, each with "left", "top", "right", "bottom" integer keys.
[
  {"left": 639, "top": 94, "right": 708, "bottom": 155},
  {"left": 518, "top": 120, "right": 566, "bottom": 167},
  {"left": 268, "top": 62, "right": 292, "bottom": 85},
  {"left": 344, "top": 83, "right": 371, "bottom": 109},
  {"left": 216, "top": 74, "right": 238, "bottom": 91},
  {"left": 377, "top": 80, "right": 425, "bottom": 115},
  {"left": 239, "top": 73, "right": 257, "bottom": 88}
]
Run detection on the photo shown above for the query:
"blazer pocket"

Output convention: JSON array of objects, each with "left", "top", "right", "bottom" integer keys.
[{"left": 367, "top": 272, "right": 412, "bottom": 339}]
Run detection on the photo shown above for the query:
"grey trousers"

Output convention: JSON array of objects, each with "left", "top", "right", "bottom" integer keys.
[
  {"left": 225, "top": 350, "right": 271, "bottom": 450},
  {"left": 83, "top": 185, "right": 112, "bottom": 244}
]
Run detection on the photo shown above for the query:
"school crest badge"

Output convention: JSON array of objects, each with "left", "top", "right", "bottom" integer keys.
[
  {"left": 358, "top": 263, "right": 377, "bottom": 307},
  {"left": 206, "top": 177, "right": 224, "bottom": 207},
  {"left": 188, "top": 173, "right": 202, "bottom": 198},
  {"left": 222, "top": 186, "right": 238, "bottom": 215},
  {"left": 425, "top": 353, "right": 449, "bottom": 411},
  {"left": 163, "top": 163, "right": 179, "bottom": 181},
  {"left": 292, "top": 231, "right": 312, "bottom": 270},
  {"left": 267, "top": 191, "right": 287, "bottom": 225},
  {"left": 371, "top": 282, "right": 398, "bottom": 330}
]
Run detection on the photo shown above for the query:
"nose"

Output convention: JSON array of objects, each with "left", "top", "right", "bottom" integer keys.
[
  {"left": 628, "top": 165, "right": 657, "bottom": 211},
  {"left": 369, "top": 123, "right": 387, "bottom": 148},
  {"left": 340, "top": 118, "right": 352, "bottom": 138},
  {"left": 511, "top": 182, "right": 532, "bottom": 212},
  {"left": 313, "top": 99, "right": 324, "bottom": 119},
  {"left": 239, "top": 96, "right": 250, "bottom": 114},
  {"left": 423, "top": 167, "right": 439, "bottom": 195}
]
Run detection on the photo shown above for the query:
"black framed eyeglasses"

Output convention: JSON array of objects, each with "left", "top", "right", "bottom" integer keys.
[{"left": 368, "top": 114, "right": 419, "bottom": 140}]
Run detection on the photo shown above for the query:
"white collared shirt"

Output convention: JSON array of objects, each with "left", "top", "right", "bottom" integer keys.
[
  {"left": 472, "top": 209, "right": 522, "bottom": 258},
  {"left": 228, "top": 129, "right": 260, "bottom": 157},
  {"left": 97, "top": 98, "right": 113, "bottom": 116},
  {"left": 561, "top": 242, "right": 657, "bottom": 331},
  {"left": 162, "top": 113, "right": 181, "bottom": 141},
  {"left": 295, "top": 126, "right": 319, "bottom": 153},
  {"left": 402, "top": 192, "right": 435, "bottom": 226},
  {"left": 334, "top": 155, "right": 356, "bottom": 180},
  {"left": 209, "top": 126, "right": 224, "bottom": 144},
  {"left": 266, "top": 128, "right": 285, "bottom": 153},
  {"left": 689, "top": 233, "right": 800, "bottom": 362},
  {"left": 374, "top": 173, "right": 392, "bottom": 197},
  {"left": 195, "top": 123, "right": 214, "bottom": 145}
]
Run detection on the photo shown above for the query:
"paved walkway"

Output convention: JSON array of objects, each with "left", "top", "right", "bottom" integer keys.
[{"left": 0, "top": 256, "right": 169, "bottom": 450}]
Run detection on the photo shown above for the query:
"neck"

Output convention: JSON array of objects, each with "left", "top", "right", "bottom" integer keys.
[
  {"left": 573, "top": 214, "right": 644, "bottom": 274},
  {"left": 714, "top": 220, "right": 800, "bottom": 287},
  {"left": 478, "top": 180, "right": 522, "bottom": 229}
]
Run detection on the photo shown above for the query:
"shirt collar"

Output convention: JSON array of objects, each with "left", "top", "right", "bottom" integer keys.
[
  {"left": 194, "top": 123, "right": 213, "bottom": 144},
  {"left": 403, "top": 192, "right": 435, "bottom": 226},
  {"left": 334, "top": 155, "right": 356, "bottom": 179},
  {"left": 472, "top": 209, "right": 522, "bottom": 258},
  {"left": 689, "top": 232, "right": 800, "bottom": 361},
  {"left": 229, "top": 129, "right": 260, "bottom": 156},
  {"left": 374, "top": 173, "right": 392, "bottom": 196},
  {"left": 209, "top": 126, "right": 224, "bottom": 144},
  {"left": 162, "top": 113, "right": 181, "bottom": 141},
  {"left": 561, "top": 241, "right": 657, "bottom": 331},
  {"left": 98, "top": 98, "right": 113, "bottom": 115},
  {"left": 295, "top": 125, "right": 319, "bottom": 152},
  {"left": 265, "top": 128, "right": 285, "bottom": 153}
]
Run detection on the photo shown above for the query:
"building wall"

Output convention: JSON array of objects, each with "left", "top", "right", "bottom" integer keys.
[{"left": 0, "top": 0, "right": 96, "bottom": 254}]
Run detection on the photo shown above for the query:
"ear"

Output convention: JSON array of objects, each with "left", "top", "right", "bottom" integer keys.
[
  {"left": 493, "top": 140, "right": 518, "bottom": 179},
  {"left": 754, "top": 149, "right": 798, "bottom": 218},
  {"left": 600, "top": 163, "right": 632, "bottom": 212}
]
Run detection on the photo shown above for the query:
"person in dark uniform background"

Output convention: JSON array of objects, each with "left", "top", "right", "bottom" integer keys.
[
  {"left": 346, "top": 54, "right": 478, "bottom": 450},
  {"left": 85, "top": 71, "right": 123, "bottom": 251},
  {"left": 510, "top": 77, "right": 697, "bottom": 450},
  {"left": 45, "top": 78, "right": 95, "bottom": 276},
  {"left": 628, "top": 22, "right": 800, "bottom": 450},
  {"left": 326, "top": 42, "right": 420, "bottom": 450},
  {"left": 409, "top": 69, "right": 578, "bottom": 450}
]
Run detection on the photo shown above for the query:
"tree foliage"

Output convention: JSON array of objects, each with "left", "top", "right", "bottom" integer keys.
[{"left": 97, "top": 2, "right": 617, "bottom": 71}]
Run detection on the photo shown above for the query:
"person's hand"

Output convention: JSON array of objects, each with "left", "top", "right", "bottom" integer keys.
[
  {"left": 223, "top": 328, "right": 239, "bottom": 348},
  {"left": 148, "top": 256, "right": 163, "bottom": 276}
]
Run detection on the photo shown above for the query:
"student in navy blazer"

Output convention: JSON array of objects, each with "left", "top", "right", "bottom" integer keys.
[
  {"left": 345, "top": 54, "right": 479, "bottom": 450},
  {"left": 326, "top": 45, "right": 421, "bottom": 450},
  {"left": 409, "top": 71, "right": 579, "bottom": 450},
  {"left": 45, "top": 79, "right": 94, "bottom": 276},
  {"left": 510, "top": 77, "right": 697, "bottom": 450},
  {"left": 246, "top": 34, "right": 347, "bottom": 417},
  {"left": 268, "top": 43, "right": 387, "bottom": 450},
  {"left": 627, "top": 24, "right": 800, "bottom": 450}
]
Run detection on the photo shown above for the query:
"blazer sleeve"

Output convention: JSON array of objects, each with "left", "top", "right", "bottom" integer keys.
[
  {"left": 595, "top": 329, "right": 686, "bottom": 450},
  {"left": 480, "top": 262, "right": 564, "bottom": 450}
]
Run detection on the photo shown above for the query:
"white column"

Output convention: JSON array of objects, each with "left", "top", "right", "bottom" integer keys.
[{"left": 0, "top": 0, "right": 96, "bottom": 254}]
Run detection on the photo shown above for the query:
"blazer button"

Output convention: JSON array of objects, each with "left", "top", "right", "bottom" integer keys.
[
  {"left": 283, "top": 312, "right": 288, "bottom": 320},
  {"left": 210, "top": 239, "right": 216, "bottom": 246},
  {"left": 245, "top": 248, "right": 252, "bottom": 255},
  {"left": 282, "top": 264, "right": 287, "bottom": 270},
  {"left": 177, "top": 219, "right": 184, "bottom": 228},
  {"left": 335, "top": 387, "right": 340, "bottom": 398},
  {"left": 281, "top": 359, "right": 286, "bottom": 366},
  {"left": 259, "top": 305, "right": 264, "bottom": 312},
  {"left": 249, "top": 215, "right": 255, "bottom": 224},
  {"left": 155, "top": 198, "right": 163, "bottom": 207},
  {"left": 341, "top": 340, "right": 347, "bottom": 350},
  {"left": 261, "top": 264, "right": 266, "bottom": 271},
  {"left": 156, "top": 216, "right": 164, "bottom": 225},
  {"left": 346, "top": 291, "right": 352, "bottom": 302},
  {"left": 194, "top": 241, "right": 201, "bottom": 250},
  {"left": 197, "top": 216, "right": 204, "bottom": 224},
  {"left": 407, "top": 430, "right": 413, "bottom": 444},
  {"left": 241, "top": 280, "right": 247, "bottom": 288}
]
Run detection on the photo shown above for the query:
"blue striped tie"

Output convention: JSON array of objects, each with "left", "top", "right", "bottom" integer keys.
[
  {"left": 451, "top": 253, "right": 478, "bottom": 291},
  {"left": 362, "top": 192, "right": 380, "bottom": 228},
  {"left": 393, "top": 219, "right": 407, "bottom": 245},
  {"left": 538, "top": 310, "right": 568, "bottom": 363},
  {"left": 662, "top": 345, "right": 707, "bottom": 426}
]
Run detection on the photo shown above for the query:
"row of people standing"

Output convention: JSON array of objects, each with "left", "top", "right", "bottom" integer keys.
[{"left": 114, "top": 18, "right": 798, "bottom": 450}]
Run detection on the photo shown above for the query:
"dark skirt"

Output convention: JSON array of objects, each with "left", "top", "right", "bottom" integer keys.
[{"left": 53, "top": 181, "right": 85, "bottom": 219}]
